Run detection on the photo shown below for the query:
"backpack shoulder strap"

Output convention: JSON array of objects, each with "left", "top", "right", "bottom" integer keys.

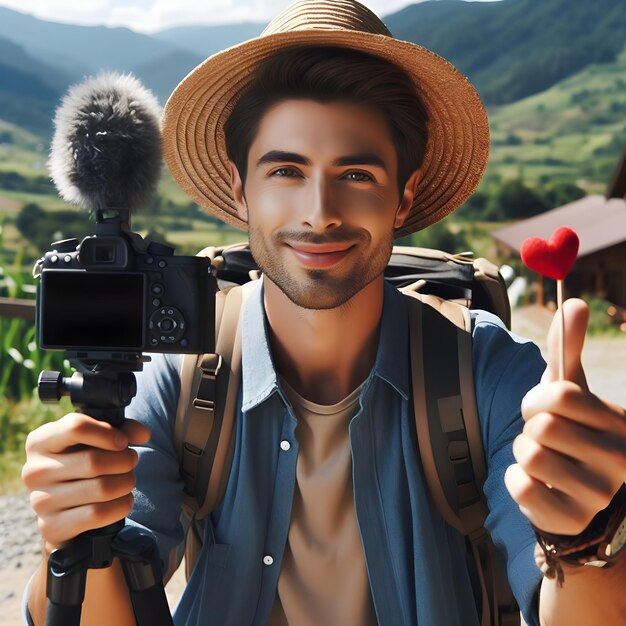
[
  {"left": 174, "top": 280, "right": 256, "bottom": 519},
  {"left": 401, "top": 289, "right": 488, "bottom": 535},
  {"left": 402, "top": 289, "right": 516, "bottom": 626},
  {"left": 403, "top": 287, "right": 498, "bottom": 626}
]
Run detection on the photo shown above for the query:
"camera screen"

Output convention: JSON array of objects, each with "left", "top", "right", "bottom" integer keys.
[{"left": 40, "top": 271, "right": 144, "bottom": 350}]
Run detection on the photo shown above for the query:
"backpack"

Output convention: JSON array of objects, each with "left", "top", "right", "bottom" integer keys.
[{"left": 170, "top": 242, "right": 520, "bottom": 626}]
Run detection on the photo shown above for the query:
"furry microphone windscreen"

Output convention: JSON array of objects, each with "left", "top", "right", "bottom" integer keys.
[{"left": 48, "top": 72, "right": 162, "bottom": 214}]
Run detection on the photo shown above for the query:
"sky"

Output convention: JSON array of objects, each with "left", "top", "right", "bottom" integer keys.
[{"left": 0, "top": 0, "right": 499, "bottom": 33}]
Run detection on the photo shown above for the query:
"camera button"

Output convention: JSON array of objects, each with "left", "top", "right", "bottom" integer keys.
[
  {"left": 150, "top": 338, "right": 158, "bottom": 346},
  {"left": 146, "top": 257, "right": 154, "bottom": 265},
  {"left": 152, "top": 298, "right": 160, "bottom": 307},
  {"left": 158, "top": 260, "right": 167, "bottom": 268},
  {"left": 50, "top": 255, "right": 58, "bottom": 263},
  {"left": 64, "top": 255, "right": 72, "bottom": 263}
]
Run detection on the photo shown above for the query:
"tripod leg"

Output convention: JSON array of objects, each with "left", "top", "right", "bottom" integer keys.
[
  {"left": 45, "top": 541, "right": 90, "bottom": 626},
  {"left": 114, "top": 525, "right": 174, "bottom": 626}
]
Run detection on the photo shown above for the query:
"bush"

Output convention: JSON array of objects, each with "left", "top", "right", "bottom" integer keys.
[
  {"left": 397, "top": 220, "right": 469, "bottom": 253},
  {"left": 15, "top": 202, "right": 93, "bottom": 254},
  {"left": 495, "top": 179, "right": 548, "bottom": 219},
  {"left": 542, "top": 182, "right": 585, "bottom": 208}
]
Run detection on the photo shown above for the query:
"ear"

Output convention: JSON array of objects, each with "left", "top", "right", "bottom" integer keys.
[
  {"left": 229, "top": 161, "right": 248, "bottom": 222},
  {"left": 394, "top": 168, "right": 420, "bottom": 230}
]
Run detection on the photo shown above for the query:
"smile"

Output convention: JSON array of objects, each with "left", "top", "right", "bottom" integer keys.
[{"left": 287, "top": 243, "right": 355, "bottom": 269}]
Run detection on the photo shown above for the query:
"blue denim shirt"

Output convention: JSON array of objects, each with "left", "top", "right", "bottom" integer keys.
[{"left": 24, "top": 279, "right": 545, "bottom": 625}]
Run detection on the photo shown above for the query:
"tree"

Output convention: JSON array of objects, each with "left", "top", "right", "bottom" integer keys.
[
  {"left": 542, "top": 182, "right": 586, "bottom": 208},
  {"left": 15, "top": 203, "right": 92, "bottom": 253},
  {"left": 496, "top": 179, "right": 547, "bottom": 219}
]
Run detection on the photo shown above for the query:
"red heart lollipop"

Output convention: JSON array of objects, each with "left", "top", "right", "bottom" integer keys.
[{"left": 520, "top": 227, "right": 580, "bottom": 280}]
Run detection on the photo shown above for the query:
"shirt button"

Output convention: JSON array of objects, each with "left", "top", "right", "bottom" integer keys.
[
  {"left": 263, "top": 555, "right": 274, "bottom": 566},
  {"left": 280, "top": 440, "right": 291, "bottom": 451}
]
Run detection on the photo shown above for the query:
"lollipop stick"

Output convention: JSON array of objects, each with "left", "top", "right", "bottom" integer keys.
[{"left": 557, "top": 279, "right": 565, "bottom": 381}]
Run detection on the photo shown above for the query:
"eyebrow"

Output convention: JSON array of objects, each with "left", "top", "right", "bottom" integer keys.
[
  {"left": 256, "top": 150, "right": 388, "bottom": 173},
  {"left": 335, "top": 153, "right": 388, "bottom": 172},
  {"left": 256, "top": 151, "right": 308, "bottom": 168}
]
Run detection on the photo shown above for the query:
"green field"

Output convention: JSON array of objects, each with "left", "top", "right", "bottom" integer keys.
[{"left": 486, "top": 45, "right": 626, "bottom": 190}]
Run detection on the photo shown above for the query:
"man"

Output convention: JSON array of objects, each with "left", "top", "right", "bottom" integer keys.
[{"left": 22, "top": 1, "right": 626, "bottom": 625}]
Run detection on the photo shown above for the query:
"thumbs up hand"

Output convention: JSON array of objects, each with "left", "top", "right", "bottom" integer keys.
[{"left": 504, "top": 298, "right": 626, "bottom": 535}]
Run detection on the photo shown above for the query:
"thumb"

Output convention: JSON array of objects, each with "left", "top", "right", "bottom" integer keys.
[{"left": 543, "top": 297, "right": 589, "bottom": 388}]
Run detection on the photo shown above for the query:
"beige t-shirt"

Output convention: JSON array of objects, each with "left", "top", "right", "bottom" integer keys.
[{"left": 267, "top": 377, "right": 378, "bottom": 626}]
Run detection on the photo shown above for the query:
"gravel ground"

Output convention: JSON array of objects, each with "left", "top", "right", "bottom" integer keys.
[
  {"left": 2, "top": 313, "right": 625, "bottom": 625},
  {"left": 0, "top": 493, "right": 186, "bottom": 625}
]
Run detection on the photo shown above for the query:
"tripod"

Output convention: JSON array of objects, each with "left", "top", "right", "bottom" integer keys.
[{"left": 38, "top": 357, "right": 174, "bottom": 626}]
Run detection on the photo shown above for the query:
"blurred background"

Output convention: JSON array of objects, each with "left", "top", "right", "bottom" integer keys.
[{"left": 0, "top": 0, "right": 625, "bottom": 621}]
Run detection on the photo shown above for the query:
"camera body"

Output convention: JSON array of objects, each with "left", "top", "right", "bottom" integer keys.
[{"left": 35, "top": 215, "right": 216, "bottom": 357}]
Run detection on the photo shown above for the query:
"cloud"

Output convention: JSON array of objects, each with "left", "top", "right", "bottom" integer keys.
[
  {"left": 0, "top": 0, "right": 416, "bottom": 32},
  {"left": 0, "top": 0, "right": 497, "bottom": 32}
]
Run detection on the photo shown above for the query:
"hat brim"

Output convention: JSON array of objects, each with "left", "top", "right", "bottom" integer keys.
[{"left": 162, "top": 30, "right": 490, "bottom": 238}]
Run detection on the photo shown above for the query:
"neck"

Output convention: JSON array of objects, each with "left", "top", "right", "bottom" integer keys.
[{"left": 263, "top": 276, "right": 384, "bottom": 405}]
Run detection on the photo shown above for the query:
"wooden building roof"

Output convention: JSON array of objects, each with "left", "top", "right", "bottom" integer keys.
[{"left": 492, "top": 195, "right": 626, "bottom": 257}]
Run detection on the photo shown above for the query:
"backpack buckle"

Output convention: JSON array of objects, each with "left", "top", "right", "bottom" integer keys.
[{"left": 192, "top": 353, "right": 222, "bottom": 410}]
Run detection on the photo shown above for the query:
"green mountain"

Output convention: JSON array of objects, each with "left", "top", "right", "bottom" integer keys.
[
  {"left": 1, "top": 0, "right": 626, "bottom": 134},
  {"left": 153, "top": 22, "right": 265, "bottom": 58},
  {"left": 385, "top": 0, "right": 626, "bottom": 105},
  {"left": 0, "top": 6, "right": 184, "bottom": 78},
  {"left": 486, "top": 43, "right": 626, "bottom": 192},
  {"left": 0, "top": 37, "right": 63, "bottom": 135},
  {"left": 131, "top": 49, "right": 206, "bottom": 104}
]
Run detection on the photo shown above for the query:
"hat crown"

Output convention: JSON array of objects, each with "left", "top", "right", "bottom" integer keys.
[{"left": 261, "top": 0, "right": 392, "bottom": 38}]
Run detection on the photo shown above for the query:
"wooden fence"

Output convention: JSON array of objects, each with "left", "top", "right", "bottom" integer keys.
[{"left": 0, "top": 296, "right": 36, "bottom": 321}]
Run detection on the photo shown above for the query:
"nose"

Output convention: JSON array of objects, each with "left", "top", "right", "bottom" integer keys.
[{"left": 302, "top": 174, "right": 342, "bottom": 232}]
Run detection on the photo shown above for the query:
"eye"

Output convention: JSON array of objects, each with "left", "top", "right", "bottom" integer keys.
[
  {"left": 270, "top": 167, "right": 300, "bottom": 178},
  {"left": 343, "top": 171, "right": 374, "bottom": 182}
]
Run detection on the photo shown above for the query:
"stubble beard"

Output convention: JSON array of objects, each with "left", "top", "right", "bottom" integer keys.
[{"left": 248, "top": 224, "right": 394, "bottom": 311}]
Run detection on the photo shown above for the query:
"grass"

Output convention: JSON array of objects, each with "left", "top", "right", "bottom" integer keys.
[
  {"left": 0, "top": 218, "right": 72, "bottom": 492},
  {"left": 586, "top": 296, "right": 626, "bottom": 338},
  {"left": 0, "top": 394, "right": 73, "bottom": 495}
]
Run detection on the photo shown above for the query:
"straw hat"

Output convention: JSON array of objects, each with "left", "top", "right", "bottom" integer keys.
[{"left": 162, "top": 0, "right": 490, "bottom": 238}]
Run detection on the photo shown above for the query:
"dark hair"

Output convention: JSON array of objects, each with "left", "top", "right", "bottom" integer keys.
[{"left": 224, "top": 45, "right": 429, "bottom": 198}]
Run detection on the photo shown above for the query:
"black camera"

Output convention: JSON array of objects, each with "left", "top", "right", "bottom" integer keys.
[{"left": 34, "top": 208, "right": 216, "bottom": 357}]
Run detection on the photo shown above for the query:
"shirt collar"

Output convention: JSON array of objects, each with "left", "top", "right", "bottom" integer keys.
[
  {"left": 241, "top": 277, "right": 410, "bottom": 413},
  {"left": 372, "top": 281, "right": 410, "bottom": 400}
]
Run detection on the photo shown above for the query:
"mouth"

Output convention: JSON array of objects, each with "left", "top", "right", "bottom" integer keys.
[{"left": 286, "top": 242, "right": 355, "bottom": 269}]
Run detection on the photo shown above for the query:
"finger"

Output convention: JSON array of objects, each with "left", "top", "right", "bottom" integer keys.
[
  {"left": 37, "top": 493, "right": 135, "bottom": 548},
  {"left": 544, "top": 298, "right": 589, "bottom": 388},
  {"left": 504, "top": 463, "right": 590, "bottom": 535},
  {"left": 22, "top": 447, "right": 138, "bottom": 488},
  {"left": 26, "top": 413, "right": 130, "bottom": 455},
  {"left": 119, "top": 419, "right": 151, "bottom": 446},
  {"left": 521, "top": 381, "right": 626, "bottom": 432},
  {"left": 30, "top": 471, "right": 136, "bottom": 516},
  {"left": 523, "top": 411, "right": 626, "bottom": 474},
  {"left": 512, "top": 434, "right": 616, "bottom": 512}
]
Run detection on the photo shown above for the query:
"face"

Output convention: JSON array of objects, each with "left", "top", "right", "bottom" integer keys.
[{"left": 230, "top": 99, "right": 419, "bottom": 310}]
